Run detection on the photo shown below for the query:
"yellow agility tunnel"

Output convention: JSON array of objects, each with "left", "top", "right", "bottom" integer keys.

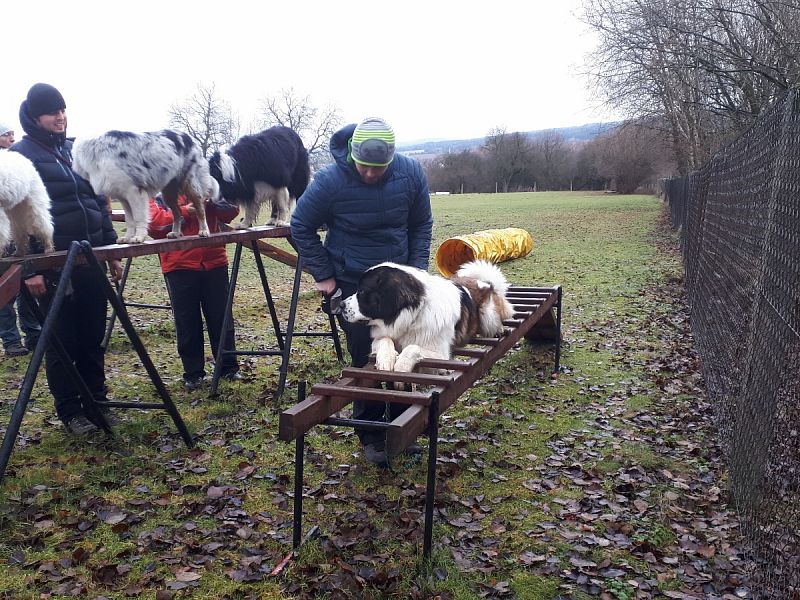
[{"left": 435, "top": 227, "right": 533, "bottom": 277}]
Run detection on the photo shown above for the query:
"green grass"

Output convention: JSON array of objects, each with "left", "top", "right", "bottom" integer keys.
[{"left": 0, "top": 191, "right": 716, "bottom": 599}]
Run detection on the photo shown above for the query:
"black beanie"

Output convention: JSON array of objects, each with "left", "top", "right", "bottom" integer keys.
[{"left": 26, "top": 83, "right": 66, "bottom": 118}]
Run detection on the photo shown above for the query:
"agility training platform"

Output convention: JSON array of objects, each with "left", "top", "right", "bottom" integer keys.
[{"left": 279, "top": 284, "right": 562, "bottom": 561}]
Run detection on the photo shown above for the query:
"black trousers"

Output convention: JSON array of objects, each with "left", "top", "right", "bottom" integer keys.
[
  {"left": 335, "top": 281, "right": 407, "bottom": 447},
  {"left": 164, "top": 266, "right": 237, "bottom": 380},
  {"left": 39, "top": 265, "right": 108, "bottom": 422}
]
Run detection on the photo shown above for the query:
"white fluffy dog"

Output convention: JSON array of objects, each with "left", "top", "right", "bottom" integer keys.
[
  {"left": 73, "top": 130, "right": 218, "bottom": 243},
  {"left": 0, "top": 151, "right": 54, "bottom": 255}
]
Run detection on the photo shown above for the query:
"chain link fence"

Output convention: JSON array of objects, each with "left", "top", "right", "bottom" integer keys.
[{"left": 664, "top": 89, "right": 800, "bottom": 597}]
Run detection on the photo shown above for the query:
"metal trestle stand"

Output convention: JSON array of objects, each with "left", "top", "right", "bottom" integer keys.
[{"left": 0, "top": 240, "right": 193, "bottom": 485}]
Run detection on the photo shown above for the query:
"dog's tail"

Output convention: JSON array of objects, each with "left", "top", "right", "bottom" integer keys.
[{"left": 456, "top": 260, "right": 510, "bottom": 296}]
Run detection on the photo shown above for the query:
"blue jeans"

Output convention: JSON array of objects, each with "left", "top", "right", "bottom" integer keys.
[{"left": 0, "top": 294, "right": 41, "bottom": 348}]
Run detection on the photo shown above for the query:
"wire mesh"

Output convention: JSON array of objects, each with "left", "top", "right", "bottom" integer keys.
[{"left": 664, "top": 89, "right": 800, "bottom": 597}]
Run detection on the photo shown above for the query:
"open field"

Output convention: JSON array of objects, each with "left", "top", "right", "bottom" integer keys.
[{"left": 0, "top": 192, "right": 749, "bottom": 599}]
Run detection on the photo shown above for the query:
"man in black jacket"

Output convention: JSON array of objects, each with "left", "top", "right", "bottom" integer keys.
[{"left": 11, "top": 83, "right": 124, "bottom": 435}]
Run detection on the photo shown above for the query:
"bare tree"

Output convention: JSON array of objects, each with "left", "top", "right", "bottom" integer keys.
[
  {"left": 256, "top": 88, "right": 343, "bottom": 170},
  {"left": 425, "top": 150, "right": 487, "bottom": 194},
  {"left": 483, "top": 127, "right": 533, "bottom": 192},
  {"left": 587, "top": 122, "right": 675, "bottom": 193},
  {"left": 530, "top": 130, "right": 572, "bottom": 190},
  {"left": 582, "top": 0, "right": 800, "bottom": 173},
  {"left": 168, "top": 83, "right": 240, "bottom": 158}
]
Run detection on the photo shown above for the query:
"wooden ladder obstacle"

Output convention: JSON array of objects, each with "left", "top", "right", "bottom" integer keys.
[{"left": 278, "top": 284, "right": 562, "bottom": 562}]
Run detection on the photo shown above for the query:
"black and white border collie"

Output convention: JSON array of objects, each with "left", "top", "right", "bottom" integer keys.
[
  {"left": 0, "top": 150, "right": 54, "bottom": 255},
  {"left": 208, "top": 126, "right": 310, "bottom": 228},
  {"left": 341, "top": 260, "right": 516, "bottom": 374},
  {"left": 73, "top": 130, "right": 218, "bottom": 243}
]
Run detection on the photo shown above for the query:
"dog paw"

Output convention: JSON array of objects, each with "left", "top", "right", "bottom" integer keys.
[
  {"left": 197, "top": 229, "right": 210, "bottom": 238},
  {"left": 269, "top": 219, "right": 290, "bottom": 227},
  {"left": 394, "top": 357, "right": 417, "bottom": 373},
  {"left": 375, "top": 350, "right": 398, "bottom": 371},
  {"left": 235, "top": 221, "right": 251, "bottom": 230},
  {"left": 166, "top": 232, "right": 180, "bottom": 239},
  {"left": 129, "top": 235, "right": 146, "bottom": 243}
]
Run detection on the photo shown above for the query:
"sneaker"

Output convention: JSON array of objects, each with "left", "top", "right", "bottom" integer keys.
[
  {"left": 221, "top": 371, "right": 242, "bottom": 382},
  {"left": 362, "top": 442, "right": 389, "bottom": 468},
  {"left": 63, "top": 415, "right": 99, "bottom": 435},
  {"left": 24, "top": 336, "right": 39, "bottom": 351},
  {"left": 184, "top": 375, "right": 206, "bottom": 390},
  {"left": 4, "top": 342, "right": 28, "bottom": 357}
]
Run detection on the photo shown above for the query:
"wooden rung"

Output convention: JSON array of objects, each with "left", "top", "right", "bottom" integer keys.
[
  {"left": 512, "top": 299, "right": 542, "bottom": 306},
  {"left": 453, "top": 347, "right": 490, "bottom": 358},
  {"left": 416, "top": 357, "right": 476, "bottom": 371},
  {"left": 470, "top": 336, "right": 501, "bottom": 345},
  {"left": 503, "top": 319, "right": 523, "bottom": 326},
  {"left": 513, "top": 312, "right": 532, "bottom": 319},
  {"left": 341, "top": 367, "right": 455, "bottom": 385},
  {"left": 509, "top": 286, "right": 559, "bottom": 293},
  {"left": 310, "top": 383, "right": 432, "bottom": 406},
  {"left": 507, "top": 292, "right": 553, "bottom": 299}
]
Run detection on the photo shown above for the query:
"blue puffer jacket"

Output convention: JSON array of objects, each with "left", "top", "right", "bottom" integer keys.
[
  {"left": 291, "top": 123, "right": 433, "bottom": 284},
  {"left": 10, "top": 102, "right": 117, "bottom": 251}
]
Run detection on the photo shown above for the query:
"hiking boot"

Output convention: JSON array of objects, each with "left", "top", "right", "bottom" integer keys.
[
  {"left": 362, "top": 442, "right": 389, "bottom": 468},
  {"left": 404, "top": 443, "right": 424, "bottom": 456},
  {"left": 4, "top": 341, "right": 28, "bottom": 357},
  {"left": 184, "top": 375, "right": 206, "bottom": 390},
  {"left": 63, "top": 415, "right": 99, "bottom": 435},
  {"left": 24, "top": 336, "right": 40, "bottom": 350},
  {"left": 90, "top": 405, "right": 119, "bottom": 426},
  {"left": 389, "top": 442, "right": 424, "bottom": 458}
]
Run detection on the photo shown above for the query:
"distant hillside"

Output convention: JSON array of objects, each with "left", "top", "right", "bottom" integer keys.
[{"left": 397, "top": 122, "right": 620, "bottom": 157}]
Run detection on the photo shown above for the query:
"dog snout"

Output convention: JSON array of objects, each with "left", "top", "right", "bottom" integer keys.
[{"left": 340, "top": 295, "right": 362, "bottom": 322}]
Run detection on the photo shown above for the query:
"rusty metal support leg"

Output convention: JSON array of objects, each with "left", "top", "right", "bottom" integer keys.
[
  {"left": 0, "top": 242, "right": 111, "bottom": 484},
  {"left": 423, "top": 392, "right": 440, "bottom": 562},
  {"left": 554, "top": 285, "right": 562, "bottom": 374},
  {"left": 210, "top": 242, "right": 243, "bottom": 396},
  {"left": 274, "top": 257, "right": 302, "bottom": 401},
  {"left": 328, "top": 312, "right": 344, "bottom": 362},
  {"left": 80, "top": 242, "right": 193, "bottom": 448},
  {"left": 102, "top": 256, "right": 133, "bottom": 349},
  {"left": 271, "top": 381, "right": 320, "bottom": 576},
  {"left": 250, "top": 240, "right": 285, "bottom": 351}
]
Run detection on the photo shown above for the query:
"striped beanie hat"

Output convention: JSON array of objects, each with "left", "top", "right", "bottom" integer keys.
[{"left": 351, "top": 117, "right": 395, "bottom": 167}]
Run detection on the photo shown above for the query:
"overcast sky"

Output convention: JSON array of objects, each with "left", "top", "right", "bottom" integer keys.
[{"left": 2, "top": 0, "right": 618, "bottom": 145}]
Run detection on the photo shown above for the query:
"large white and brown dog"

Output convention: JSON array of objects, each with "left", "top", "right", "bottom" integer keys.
[
  {"left": 0, "top": 150, "right": 54, "bottom": 255},
  {"left": 208, "top": 126, "right": 310, "bottom": 228},
  {"left": 341, "top": 260, "right": 515, "bottom": 374},
  {"left": 73, "top": 130, "right": 218, "bottom": 243}
]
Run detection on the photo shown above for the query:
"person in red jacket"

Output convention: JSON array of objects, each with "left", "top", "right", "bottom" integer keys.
[{"left": 148, "top": 195, "right": 241, "bottom": 389}]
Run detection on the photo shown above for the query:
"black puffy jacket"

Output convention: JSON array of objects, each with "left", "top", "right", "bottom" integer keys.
[{"left": 10, "top": 102, "right": 117, "bottom": 251}]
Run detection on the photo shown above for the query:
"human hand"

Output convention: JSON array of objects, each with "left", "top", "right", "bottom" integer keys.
[
  {"left": 315, "top": 278, "right": 337, "bottom": 295},
  {"left": 109, "top": 259, "right": 124, "bottom": 283},
  {"left": 25, "top": 275, "right": 47, "bottom": 298}
]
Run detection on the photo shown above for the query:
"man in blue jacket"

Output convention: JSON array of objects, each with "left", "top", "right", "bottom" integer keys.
[
  {"left": 11, "top": 83, "right": 123, "bottom": 436},
  {"left": 291, "top": 117, "right": 433, "bottom": 467}
]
